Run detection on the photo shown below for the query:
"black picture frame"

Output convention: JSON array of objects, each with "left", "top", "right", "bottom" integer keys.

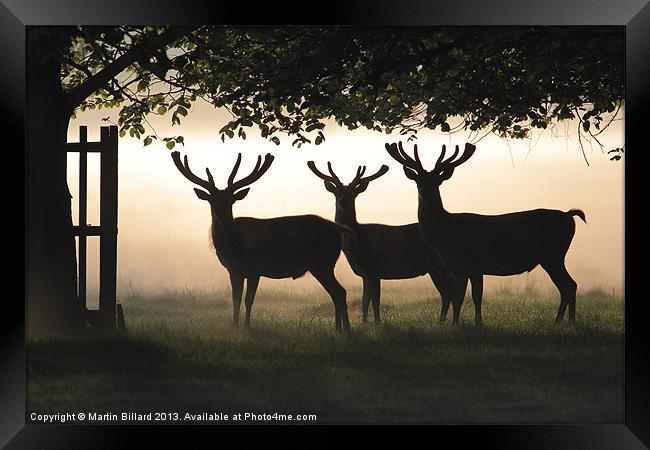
[{"left": 7, "top": 0, "right": 649, "bottom": 446}]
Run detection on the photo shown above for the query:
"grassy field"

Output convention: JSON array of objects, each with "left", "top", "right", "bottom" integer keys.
[{"left": 27, "top": 285, "right": 624, "bottom": 424}]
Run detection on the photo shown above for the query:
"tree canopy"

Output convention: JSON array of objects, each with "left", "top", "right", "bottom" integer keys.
[{"left": 53, "top": 25, "right": 624, "bottom": 151}]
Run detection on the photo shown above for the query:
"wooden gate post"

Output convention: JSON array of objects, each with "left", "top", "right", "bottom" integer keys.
[
  {"left": 99, "top": 126, "right": 118, "bottom": 330},
  {"left": 78, "top": 126, "right": 88, "bottom": 311},
  {"left": 69, "top": 125, "right": 122, "bottom": 331}
]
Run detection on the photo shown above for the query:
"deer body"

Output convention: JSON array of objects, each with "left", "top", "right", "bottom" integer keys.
[
  {"left": 211, "top": 215, "right": 343, "bottom": 280},
  {"left": 387, "top": 141, "right": 584, "bottom": 325},
  {"left": 308, "top": 161, "right": 455, "bottom": 323},
  {"left": 343, "top": 223, "right": 437, "bottom": 279},
  {"left": 418, "top": 207, "right": 580, "bottom": 276},
  {"left": 172, "top": 151, "right": 350, "bottom": 331}
]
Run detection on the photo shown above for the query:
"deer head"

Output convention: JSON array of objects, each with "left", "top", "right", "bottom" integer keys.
[
  {"left": 307, "top": 160, "right": 388, "bottom": 220},
  {"left": 385, "top": 141, "right": 476, "bottom": 192},
  {"left": 171, "top": 151, "right": 274, "bottom": 222}
]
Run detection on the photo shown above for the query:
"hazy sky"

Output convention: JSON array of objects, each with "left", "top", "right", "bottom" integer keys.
[{"left": 67, "top": 100, "right": 624, "bottom": 305}]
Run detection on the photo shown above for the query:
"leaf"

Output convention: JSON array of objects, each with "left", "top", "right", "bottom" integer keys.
[
  {"left": 144, "top": 137, "right": 153, "bottom": 146},
  {"left": 180, "top": 97, "right": 192, "bottom": 109},
  {"left": 440, "top": 122, "right": 451, "bottom": 133},
  {"left": 305, "top": 122, "right": 323, "bottom": 132},
  {"left": 315, "top": 135, "right": 323, "bottom": 145},
  {"left": 166, "top": 140, "right": 176, "bottom": 150},
  {"left": 157, "top": 106, "right": 167, "bottom": 115}
]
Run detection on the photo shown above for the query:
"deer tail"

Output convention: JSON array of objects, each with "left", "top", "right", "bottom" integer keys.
[{"left": 567, "top": 209, "right": 587, "bottom": 223}]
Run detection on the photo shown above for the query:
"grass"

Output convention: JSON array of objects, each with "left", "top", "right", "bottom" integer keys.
[{"left": 27, "top": 286, "right": 624, "bottom": 424}]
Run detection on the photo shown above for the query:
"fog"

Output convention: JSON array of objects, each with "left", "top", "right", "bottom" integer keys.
[{"left": 68, "top": 102, "right": 624, "bottom": 306}]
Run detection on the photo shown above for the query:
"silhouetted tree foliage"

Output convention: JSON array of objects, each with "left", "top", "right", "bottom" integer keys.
[{"left": 59, "top": 26, "right": 623, "bottom": 148}]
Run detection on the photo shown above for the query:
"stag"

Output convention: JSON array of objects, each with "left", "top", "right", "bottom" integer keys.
[
  {"left": 307, "top": 161, "right": 465, "bottom": 324},
  {"left": 385, "top": 142, "right": 586, "bottom": 325},
  {"left": 171, "top": 151, "right": 351, "bottom": 332}
]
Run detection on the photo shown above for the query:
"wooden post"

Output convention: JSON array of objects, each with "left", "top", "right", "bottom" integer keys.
[
  {"left": 99, "top": 126, "right": 118, "bottom": 330},
  {"left": 78, "top": 126, "right": 88, "bottom": 309},
  {"left": 69, "top": 125, "right": 122, "bottom": 331}
]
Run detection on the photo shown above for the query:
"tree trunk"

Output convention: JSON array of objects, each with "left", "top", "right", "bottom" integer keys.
[{"left": 26, "top": 33, "right": 82, "bottom": 337}]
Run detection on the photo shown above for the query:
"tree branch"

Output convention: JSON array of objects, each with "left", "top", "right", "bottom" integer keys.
[{"left": 64, "top": 26, "right": 199, "bottom": 110}]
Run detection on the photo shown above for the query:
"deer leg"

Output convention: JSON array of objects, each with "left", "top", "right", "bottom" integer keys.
[
  {"left": 452, "top": 276, "right": 469, "bottom": 325},
  {"left": 556, "top": 299, "right": 568, "bottom": 323},
  {"left": 230, "top": 273, "right": 244, "bottom": 328},
  {"left": 440, "top": 298, "right": 451, "bottom": 322},
  {"left": 361, "top": 278, "right": 370, "bottom": 323},
  {"left": 543, "top": 262, "right": 578, "bottom": 323},
  {"left": 470, "top": 274, "right": 484, "bottom": 326},
  {"left": 312, "top": 268, "right": 350, "bottom": 332},
  {"left": 244, "top": 276, "right": 260, "bottom": 329},
  {"left": 568, "top": 289, "right": 577, "bottom": 323},
  {"left": 369, "top": 278, "right": 381, "bottom": 324},
  {"left": 430, "top": 272, "right": 452, "bottom": 323}
]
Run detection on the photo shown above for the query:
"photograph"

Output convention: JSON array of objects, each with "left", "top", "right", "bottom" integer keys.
[
  {"left": 24, "top": 24, "right": 627, "bottom": 425},
  {"left": 7, "top": 6, "right": 646, "bottom": 445}
]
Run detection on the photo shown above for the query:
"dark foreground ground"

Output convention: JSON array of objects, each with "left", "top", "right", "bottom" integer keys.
[{"left": 27, "top": 286, "right": 624, "bottom": 424}]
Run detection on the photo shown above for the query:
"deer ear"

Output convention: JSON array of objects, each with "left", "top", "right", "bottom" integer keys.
[
  {"left": 324, "top": 181, "right": 337, "bottom": 193},
  {"left": 194, "top": 188, "right": 211, "bottom": 201},
  {"left": 403, "top": 166, "right": 418, "bottom": 180},
  {"left": 439, "top": 167, "right": 455, "bottom": 182},
  {"left": 232, "top": 188, "right": 250, "bottom": 201},
  {"left": 355, "top": 181, "right": 370, "bottom": 194}
]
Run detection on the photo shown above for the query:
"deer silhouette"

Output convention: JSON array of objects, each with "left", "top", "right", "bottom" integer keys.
[
  {"left": 385, "top": 141, "right": 586, "bottom": 325},
  {"left": 307, "top": 160, "right": 465, "bottom": 324},
  {"left": 171, "top": 151, "right": 351, "bottom": 332}
]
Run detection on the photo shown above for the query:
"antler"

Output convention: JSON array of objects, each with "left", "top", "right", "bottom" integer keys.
[
  {"left": 308, "top": 161, "right": 388, "bottom": 188},
  {"left": 386, "top": 141, "right": 476, "bottom": 174},
  {"left": 384, "top": 142, "right": 425, "bottom": 172},
  {"left": 171, "top": 151, "right": 217, "bottom": 192},
  {"left": 227, "top": 153, "right": 243, "bottom": 187},
  {"left": 349, "top": 165, "right": 366, "bottom": 186},
  {"left": 228, "top": 153, "right": 275, "bottom": 192},
  {"left": 351, "top": 164, "right": 389, "bottom": 187},
  {"left": 434, "top": 143, "right": 477, "bottom": 174},
  {"left": 306, "top": 161, "right": 343, "bottom": 186}
]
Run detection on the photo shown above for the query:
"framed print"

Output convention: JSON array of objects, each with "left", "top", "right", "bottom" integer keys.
[{"left": 6, "top": 0, "right": 649, "bottom": 446}]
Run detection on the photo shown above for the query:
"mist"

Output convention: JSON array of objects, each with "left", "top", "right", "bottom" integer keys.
[{"left": 67, "top": 102, "right": 624, "bottom": 306}]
